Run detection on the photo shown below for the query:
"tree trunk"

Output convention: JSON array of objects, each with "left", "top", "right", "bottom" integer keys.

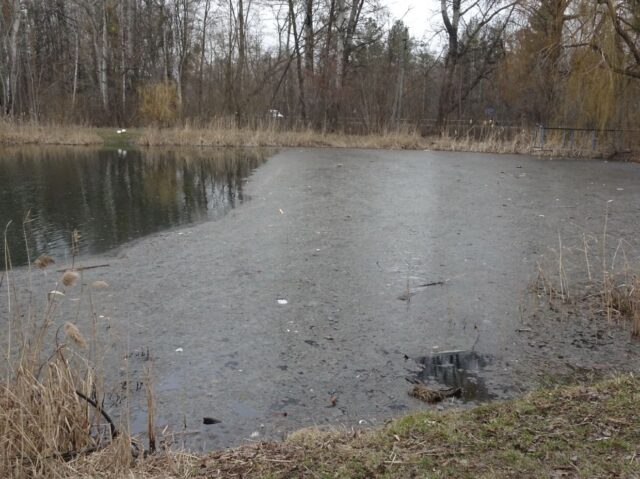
[
  {"left": 236, "top": 0, "right": 246, "bottom": 124},
  {"left": 72, "top": 30, "right": 79, "bottom": 111},
  {"left": 304, "top": 0, "right": 314, "bottom": 75},
  {"left": 437, "top": 0, "right": 460, "bottom": 129},
  {"left": 391, "top": 37, "right": 407, "bottom": 128},
  {"left": 99, "top": 0, "right": 110, "bottom": 115},
  {"left": 335, "top": 0, "right": 345, "bottom": 91},
  {"left": 7, "top": 0, "right": 22, "bottom": 116},
  {"left": 288, "top": 0, "right": 307, "bottom": 122},
  {"left": 120, "top": 0, "right": 127, "bottom": 121},
  {"left": 199, "top": 0, "right": 211, "bottom": 117}
]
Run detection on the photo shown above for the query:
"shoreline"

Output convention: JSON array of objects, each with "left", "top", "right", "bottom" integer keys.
[
  {"left": 3, "top": 146, "right": 640, "bottom": 476},
  {"left": 1, "top": 122, "right": 633, "bottom": 160},
  {"left": 73, "top": 375, "right": 639, "bottom": 478}
]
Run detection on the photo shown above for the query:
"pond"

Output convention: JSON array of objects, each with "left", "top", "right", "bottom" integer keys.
[
  {"left": 0, "top": 147, "right": 270, "bottom": 267},
  {"left": 2, "top": 147, "right": 640, "bottom": 451}
]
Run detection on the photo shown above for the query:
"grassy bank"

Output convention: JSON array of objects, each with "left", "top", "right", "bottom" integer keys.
[
  {"left": 71, "top": 375, "right": 639, "bottom": 478},
  {"left": 0, "top": 120, "right": 103, "bottom": 146},
  {"left": 1, "top": 121, "right": 631, "bottom": 159},
  {"left": 136, "top": 125, "right": 431, "bottom": 150}
]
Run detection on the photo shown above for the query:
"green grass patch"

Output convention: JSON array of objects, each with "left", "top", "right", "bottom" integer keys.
[{"left": 121, "top": 374, "right": 640, "bottom": 478}]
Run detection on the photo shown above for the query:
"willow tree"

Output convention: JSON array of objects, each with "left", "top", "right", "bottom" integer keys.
[
  {"left": 592, "top": 0, "right": 640, "bottom": 79},
  {"left": 494, "top": 0, "right": 575, "bottom": 123},
  {"left": 561, "top": 0, "right": 640, "bottom": 129}
]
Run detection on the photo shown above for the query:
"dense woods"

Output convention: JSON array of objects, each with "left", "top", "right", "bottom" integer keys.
[{"left": 0, "top": 0, "right": 639, "bottom": 131}]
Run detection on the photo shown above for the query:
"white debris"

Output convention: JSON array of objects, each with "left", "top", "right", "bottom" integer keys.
[
  {"left": 277, "top": 299, "right": 288, "bottom": 305},
  {"left": 250, "top": 431, "right": 260, "bottom": 438},
  {"left": 617, "top": 188, "right": 624, "bottom": 191},
  {"left": 175, "top": 347, "right": 183, "bottom": 352},
  {"left": 47, "top": 290, "right": 65, "bottom": 300}
]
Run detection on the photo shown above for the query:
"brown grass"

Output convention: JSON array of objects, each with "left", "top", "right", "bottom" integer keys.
[
  {"left": 430, "top": 128, "right": 533, "bottom": 155},
  {"left": 0, "top": 119, "right": 102, "bottom": 146},
  {"left": 534, "top": 215, "right": 640, "bottom": 335},
  {"left": 1, "top": 117, "right": 632, "bottom": 159},
  {"left": 1, "top": 248, "right": 134, "bottom": 477},
  {"left": 73, "top": 374, "right": 640, "bottom": 478},
  {"left": 136, "top": 122, "right": 431, "bottom": 150}
]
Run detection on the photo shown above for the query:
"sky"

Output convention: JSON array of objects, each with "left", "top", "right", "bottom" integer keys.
[
  {"left": 385, "top": 0, "right": 441, "bottom": 40},
  {"left": 256, "top": 0, "right": 443, "bottom": 50}
]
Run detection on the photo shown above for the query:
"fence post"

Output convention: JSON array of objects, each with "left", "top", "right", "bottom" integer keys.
[
  {"left": 539, "top": 125, "right": 545, "bottom": 148},
  {"left": 591, "top": 130, "right": 597, "bottom": 151}
]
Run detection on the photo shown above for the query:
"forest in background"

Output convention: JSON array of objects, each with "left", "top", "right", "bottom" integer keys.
[{"left": 1, "top": 0, "right": 639, "bottom": 133}]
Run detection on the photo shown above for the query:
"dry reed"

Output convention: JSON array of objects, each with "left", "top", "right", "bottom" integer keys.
[
  {"left": 1, "top": 246, "right": 137, "bottom": 477},
  {"left": 534, "top": 213, "right": 640, "bottom": 335},
  {"left": 0, "top": 119, "right": 102, "bottom": 146},
  {"left": 136, "top": 121, "right": 431, "bottom": 150}
]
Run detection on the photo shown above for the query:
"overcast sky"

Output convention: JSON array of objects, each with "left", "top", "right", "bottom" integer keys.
[
  {"left": 385, "top": 0, "right": 441, "bottom": 41},
  {"left": 257, "top": 0, "right": 443, "bottom": 49}
]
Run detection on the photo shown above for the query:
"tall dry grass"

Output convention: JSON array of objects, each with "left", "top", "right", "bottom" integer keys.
[
  {"left": 0, "top": 118, "right": 102, "bottom": 146},
  {"left": 0, "top": 228, "right": 137, "bottom": 477},
  {"left": 0, "top": 219, "right": 217, "bottom": 477},
  {"left": 136, "top": 119, "right": 431, "bottom": 150},
  {"left": 430, "top": 127, "right": 533, "bottom": 155},
  {"left": 534, "top": 208, "right": 640, "bottom": 336}
]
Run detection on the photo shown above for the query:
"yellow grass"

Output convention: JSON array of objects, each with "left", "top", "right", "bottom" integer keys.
[
  {"left": 1, "top": 248, "right": 133, "bottom": 477},
  {"left": 0, "top": 118, "right": 631, "bottom": 159},
  {"left": 430, "top": 129, "right": 533, "bottom": 155},
  {"left": 136, "top": 124, "right": 432, "bottom": 150},
  {"left": 0, "top": 119, "right": 102, "bottom": 146}
]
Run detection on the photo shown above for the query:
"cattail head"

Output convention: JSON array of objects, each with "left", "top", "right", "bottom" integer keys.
[
  {"left": 61, "top": 270, "right": 79, "bottom": 287},
  {"left": 63, "top": 322, "right": 87, "bottom": 349},
  {"left": 34, "top": 254, "right": 55, "bottom": 269}
]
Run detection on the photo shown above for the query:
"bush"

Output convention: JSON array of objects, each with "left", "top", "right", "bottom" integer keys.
[{"left": 138, "top": 82, "right": 179, "bottom": 127}]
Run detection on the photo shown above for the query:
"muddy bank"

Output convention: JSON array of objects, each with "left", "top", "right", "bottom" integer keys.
[{"left": 11, "top": 148, "right": 640, "bottom": 450}]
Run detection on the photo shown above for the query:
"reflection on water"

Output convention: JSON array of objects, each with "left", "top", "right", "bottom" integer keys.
[
  {"left": 0, "top": 147, "right": 271, "bottom": 266},
  {"left": 414, "top": 350, "right": 494, "bottom": 402}
]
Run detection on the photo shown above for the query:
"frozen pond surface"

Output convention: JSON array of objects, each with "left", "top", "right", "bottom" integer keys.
[{"left": 3, "top": 147, "right": 640, "bottom": 450}]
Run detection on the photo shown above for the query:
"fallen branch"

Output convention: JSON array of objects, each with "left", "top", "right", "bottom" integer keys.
[{"left": 56, "top": 264, "right": 110, "bottom": 273}]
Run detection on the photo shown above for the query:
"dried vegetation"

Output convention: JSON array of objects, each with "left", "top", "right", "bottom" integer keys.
[
  {"left": 534, "top": 209, "right": 640, "bottom": 336},
  {"left": 0, "top": 119, "right": 102, "bottom": 146}
]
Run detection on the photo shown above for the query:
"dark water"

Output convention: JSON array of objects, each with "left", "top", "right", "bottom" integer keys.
[
  {"left": 414, "top": 350, "right": 495, "bottom": 402},
  {"left": 0, "top": 147, "right": 271, "bottom": 266}
]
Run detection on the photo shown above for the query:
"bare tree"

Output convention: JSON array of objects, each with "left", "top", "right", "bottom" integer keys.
[{"left": 437, "top": 0, "right": 517, "bottom": 127}]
